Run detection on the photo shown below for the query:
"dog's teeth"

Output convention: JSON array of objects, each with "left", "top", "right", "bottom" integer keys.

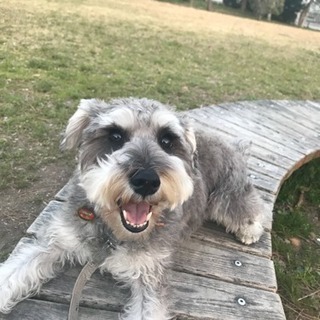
[
  {"left": 146, "top": 212, "right": 153, "bottom": 221},
  {"left": 122, "top": 209, "right": 128, "bottom": 220}
]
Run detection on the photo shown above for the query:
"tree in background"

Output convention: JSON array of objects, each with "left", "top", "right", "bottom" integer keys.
[
  {"left": 223, "top": 0, "right": 241, "bottom": 8},
  {"left": 277, "top": 0, "right": 304, "bottom": 23},
  {"left": 222, "top": 0, "right": 319, "bottom": 25},
  {"left": 241, "top": 0, "right": 249, "bottom": 11},
  {"left": 248, "top": 0, "right": 285, "bottom": 19}
]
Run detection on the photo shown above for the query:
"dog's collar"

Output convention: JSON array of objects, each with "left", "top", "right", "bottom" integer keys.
[
  {"left": 69, "top": 206, "right": 118, "bottom": 320},
  {"left": 77, "top": 206, "right": 117, "bottom": 250}
]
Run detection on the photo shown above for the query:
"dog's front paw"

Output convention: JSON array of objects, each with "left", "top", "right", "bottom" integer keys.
[{"left": 235, "top": 221, "right": 264, "bottom": 245}]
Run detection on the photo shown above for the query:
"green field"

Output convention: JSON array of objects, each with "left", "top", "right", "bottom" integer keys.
[{"left": 1, "top": 0, "right": 320, "bottom": 188}]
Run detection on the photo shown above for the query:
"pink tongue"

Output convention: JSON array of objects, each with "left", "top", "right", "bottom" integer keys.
[{"left": 122, "top": 201, "right": 150, "bottom": 225}]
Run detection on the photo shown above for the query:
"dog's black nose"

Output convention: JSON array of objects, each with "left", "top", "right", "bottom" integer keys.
[{"left": 130, "top": 169, "right": 160, "bottom": 197}]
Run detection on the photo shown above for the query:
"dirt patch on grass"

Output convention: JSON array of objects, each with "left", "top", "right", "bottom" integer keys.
[{"left": 0, "top": 162, "right": 72, "bottom": 261}]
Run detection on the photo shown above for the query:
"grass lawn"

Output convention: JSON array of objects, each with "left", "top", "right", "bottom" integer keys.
[
  {"left": 273, "top": 159, "right": 320, "bottom": 320},
  {"left": 0, "top": 0, "right": 319, "bottom": 318},
  {"left": 1, "top": 0, "right": 320, "bottom": 189}
]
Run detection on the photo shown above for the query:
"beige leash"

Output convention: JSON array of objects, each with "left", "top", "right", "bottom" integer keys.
[
  {"left": 68, "top": 261, "right": 100, "bottom": 320},
  {"left": 68, "top": 206, "right": 117, "bottom": 320}
]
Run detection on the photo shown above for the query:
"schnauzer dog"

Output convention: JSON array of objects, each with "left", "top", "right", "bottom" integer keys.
[{"left": 0, "top": 98, "right": 265, "bottom": 319}]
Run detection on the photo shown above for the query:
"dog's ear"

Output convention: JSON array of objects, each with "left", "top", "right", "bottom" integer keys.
[
  {"left": 185, "top": 125, "right": 197, "bottom": 154},
  {"left": 186, "top": 125, "right": 198, "bottom": 170},
  {"left": 179, "top": 115, "right": 198, "bottom": 168},
  {"left": 60, "top": 99, "right": 97, "bottom": 151},
  {"left": 178, "top": 116, "right": 197, "bottom": 153}
]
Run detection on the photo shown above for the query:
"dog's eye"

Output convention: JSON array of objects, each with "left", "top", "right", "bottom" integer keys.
[
  {"left": 160, "top": 136, "right": 173, "bottom": 149},
  {"left": 110, "top": 131, "right": 123, "bottom": 142},
  {"left": 159, "top": 132, "right": 176, "bottom": 152},
  {"left": 108, "top": 128, "right": 126, "bottom": 150}
]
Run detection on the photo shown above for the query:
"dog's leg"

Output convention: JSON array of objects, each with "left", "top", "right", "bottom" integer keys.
[
  {"left": 0, "top": 218, "right": 90, "bottom": 313},
  {"left": 121, "top": 276, "right": 169, "bottom": 320},
  {"left": 103, "top": 247, "right": 171, "bottom": 320},
  {"left": 207, "top": 183, "right": 265, "bottom": 245},
  {"left": 196, "top": 134, "right": 265, "bottom": 245}
]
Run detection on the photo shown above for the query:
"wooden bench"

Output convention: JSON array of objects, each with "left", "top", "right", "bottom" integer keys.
[{"left": 1, "top": 100, "right": 320, "bottom": 320}]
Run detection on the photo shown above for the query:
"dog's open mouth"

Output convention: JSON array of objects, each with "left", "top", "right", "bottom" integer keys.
[{"left": 120, "top": 201, "right": 152, "bottom": 233}]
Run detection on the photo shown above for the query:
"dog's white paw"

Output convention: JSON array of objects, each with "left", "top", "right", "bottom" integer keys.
[{"left": 235, "top": 221, "right": 264, "bottom": 245}]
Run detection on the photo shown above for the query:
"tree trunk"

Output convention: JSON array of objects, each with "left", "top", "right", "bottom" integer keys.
[
  {"left": 241, "top": 0, "right": 248, "bottom": 11},
  {"left": 298, "top": 0, "right": 313, "bottom": 27},
  {"left": 267, "top": 12, "right": 272, "bottom": 21}
]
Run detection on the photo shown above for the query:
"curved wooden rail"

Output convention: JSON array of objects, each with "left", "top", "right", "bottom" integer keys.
[{"left": 2, "top": 100, "right": 320, "bottom": 320}]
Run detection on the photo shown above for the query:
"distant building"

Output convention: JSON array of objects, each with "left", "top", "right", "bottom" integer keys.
[
  {"left": 304, "top": 1, "right": 320, "bottom": 30},
  {"left": 296, "top": 1, "right": 320, "bottom": 30}
]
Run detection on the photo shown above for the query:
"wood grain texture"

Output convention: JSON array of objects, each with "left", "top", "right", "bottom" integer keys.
[
  {"left": 16, "top": 266, "right": 284, "bottom": 320},
  {"left": 203, "top": 104, "right": 311, "bottom": 155},
  {"left": 191, "top": 108, "right": 304, "bottom": 161},
  {"left": 189, "top": 111, "right": 295, "bottom": 168},
  {"left": 171, "top": 271, "right": 285, "bottom": 320},
  {"left": 0, "top": 268, "right": 285, "bottom": 320},
  {"left": 192, "top": 221, "right": 272, "bottom": 258},
  {"left": 172, "top": 237, "right": 277, "bottom": 291},
  {"left": 220, "top": 102, "right": 320, "bottom": 151},
  {"left": 0, "top": 299, "right": 118, "bottom": 320}
]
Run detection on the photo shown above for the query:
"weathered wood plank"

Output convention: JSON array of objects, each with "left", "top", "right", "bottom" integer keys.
[
  {"left": 33, "top": 266, "right": 285, "bottom": 320},
  {"left": 171, "top": 271, "right": 285, "bottom": 320},
  {"left": 246, "top": 100, "right": 318, "bottom": 132},
  {"left": 173, "top": 237, "right": 277, "bottom": 292},
  {"left": 247, "top": 168, "right": 280, "bottom": 194},
  {"left": 254, "top": 101, "right": 320, "bottom": 137},
  {"left": 272, "top": 101, "right": 320, "bottom": 133},
  {"left": 190, "top": 113, "right": 292, "bottom": 183},
  {"left": 198, "top": 107, "right": 306, "bottom": 158},
  {"left": 192, "top": 222, "right": 272, "bottom": 258},
  {"left": 218, "top": 101, "right": 318, "bottom": 151},
  {"left": 282, "top": 149, "right": 320, "bottom": 184},
  {"left": 38, "top": 267, "right": 126, "bottom": 312},
  {"left": 189, "top": 110, "right": 297, "bottom": 167},
  {"left": 258, "top": 189, "right": 276, "bottom": 229},
  {"left": 306, "top": 100, "right": 320, "bottom": 112},
  {"left": 220, "top": 101, "right": 320, "bottom": 152},
  {"left": 189, "top": 106, "right": 292, "bottom": 169},
  {"left": 294, "top": 100, "right": 320, "bottom": 129},
  {"left": 0, "top": 268, "right": 285, "bottom": 320},
  {"left": 0, "top": 299, "right": 118, "bottom": 320},
  {"left": 247, "top": 157, "right": 286, "bottom": 181}
]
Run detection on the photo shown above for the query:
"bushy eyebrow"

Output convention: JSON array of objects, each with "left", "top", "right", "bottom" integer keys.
[
  {"left": 97, "top": 108, "right": 137, "bottom": 131},
  {"left": 157, "top": 126, "right": 180, "bottom": 139}
]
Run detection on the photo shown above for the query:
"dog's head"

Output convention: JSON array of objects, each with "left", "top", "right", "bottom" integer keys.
[{"left": 61, "top": 98, "right": 197, "bottom": 240}]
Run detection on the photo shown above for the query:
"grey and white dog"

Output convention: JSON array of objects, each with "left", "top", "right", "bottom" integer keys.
[{"left": 0, "top": 98, "right": 265, "bottom": 319}]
